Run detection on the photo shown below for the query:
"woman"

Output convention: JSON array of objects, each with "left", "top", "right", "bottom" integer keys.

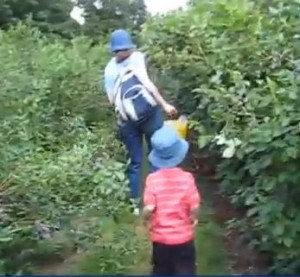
[{"left": 104, "top": 29, "right": 177, "bottom": 215}]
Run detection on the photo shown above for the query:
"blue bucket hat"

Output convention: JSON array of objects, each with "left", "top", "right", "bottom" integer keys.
[
  {"left": 149, "top": 124, "right": 189, "bottom": 169},
  {"left": 110, "top": 29, "right": 136, "bottom": 52}
]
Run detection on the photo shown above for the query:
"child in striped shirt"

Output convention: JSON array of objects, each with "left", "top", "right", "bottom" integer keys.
[{"left": 142, "top": 124, "right": 201, "bottom": 275}]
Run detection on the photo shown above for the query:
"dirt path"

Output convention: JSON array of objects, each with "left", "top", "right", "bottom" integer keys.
[
  {"left": 190, "top": 147, "right": 269, "bottom": 275},
  {"left": 37, "top": 206, "right": 231, "bottom": 275},
  {"left": 36, "top": 143, "right": 268, "bottom": 275}
]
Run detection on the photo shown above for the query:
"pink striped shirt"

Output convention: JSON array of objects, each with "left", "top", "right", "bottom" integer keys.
[{"left": 143, "top": 167, "right": 201, "bottom": 245}]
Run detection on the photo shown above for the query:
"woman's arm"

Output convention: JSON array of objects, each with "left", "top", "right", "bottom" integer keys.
[
  {"left": 103, "top": 60, "right": 116, "bottom": 105},
  {"left": 133, "top": 52, "right": 177, "bottom": 116}
]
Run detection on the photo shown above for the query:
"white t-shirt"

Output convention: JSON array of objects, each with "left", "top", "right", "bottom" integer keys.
[{"left": 103, "top": 51, "right": 151, "bottom": 104}]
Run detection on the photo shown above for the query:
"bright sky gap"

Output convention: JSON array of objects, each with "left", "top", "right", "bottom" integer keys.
[{"left": 70, "top": 0, "right": 188, "bottom": 25}]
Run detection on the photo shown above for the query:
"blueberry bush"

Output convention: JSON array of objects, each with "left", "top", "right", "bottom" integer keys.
[
  {"left": 141, "top": 0, "right": 300, "bottom": 274},
  {"left": 0, "top": 24, "right": 137, "bottom": 274}
]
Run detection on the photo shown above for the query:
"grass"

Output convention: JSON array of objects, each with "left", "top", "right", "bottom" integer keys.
[
  {"left": 37, "top": 141, "right": 231, "bottom": 275},
  {"left": 72, "top": 205, "right": 231, "bottom": 275},
  {"left": 37, "top": 205, "right": 230, "bottom": 275},
  {"left": 196, "top": 205, "right": 231, "bottom": 274}
]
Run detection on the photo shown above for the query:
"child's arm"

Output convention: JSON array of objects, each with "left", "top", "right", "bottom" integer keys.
[
  {"left": 186, "top": 174, "right": 201, "bottom": 226},
  {"left": 142, "top": 175, "right": 156, "bottom": 224},
  {"left": 142, "top": 206, "right": 154, "bottom": 222},
  {"left": 191, "top": 206, "right": 200, "bottom": 227}
]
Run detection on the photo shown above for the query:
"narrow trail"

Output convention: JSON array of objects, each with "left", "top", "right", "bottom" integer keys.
[
  {"left": 37, "top": 143, "right": 268, "bottom": 275},
  {"left": 190, "top": 145, "right": 269, "bottom": 275},
  {"left": 37, "top": 208, "right": 230, "bottom": 275}
]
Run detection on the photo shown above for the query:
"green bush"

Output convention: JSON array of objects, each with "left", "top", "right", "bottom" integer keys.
[
  {"left": 0, "top": 24, "right": 130, "bottom": 274},
  {"left": 141, "top": 0, "right": 300, "bottom": 274}
]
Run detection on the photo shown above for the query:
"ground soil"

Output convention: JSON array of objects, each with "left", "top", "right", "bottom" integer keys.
[
  {"left": 190, "top": 144, "right": 269, "bottom": 275},
  {"left": 37, "top": 136, "right": 270, "bottom": 275}
]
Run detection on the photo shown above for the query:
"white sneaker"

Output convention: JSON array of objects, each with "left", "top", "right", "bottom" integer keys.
[
  {"left": 129, "top": 198, "right": 140, "bottom": 216},
  {"left": 133, "top": 207, "right": 140, "bottom": 216}
]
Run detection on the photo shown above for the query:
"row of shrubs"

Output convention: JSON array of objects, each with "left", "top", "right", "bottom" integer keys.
[
  {"left": 141, "top": 0, "right": 300, "bottom": 274},
  {"left": 0, "top": 24, "right": 134, "bottom": 274}
]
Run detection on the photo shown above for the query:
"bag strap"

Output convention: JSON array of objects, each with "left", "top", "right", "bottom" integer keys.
[
  {"left": 112, "top": 68, "right": 134, "bottom": 105},
  {"left": 112, "top": 74, "right": 123, "bottom": 105}
]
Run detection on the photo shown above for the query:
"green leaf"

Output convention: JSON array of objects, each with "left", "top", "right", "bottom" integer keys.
[
  {"left": 0, "top": 237, "right": 13, "bottom": 242},
  {"left": 245, "top": 194, "right": 256, "bottom": 206},
  {"left": 272, "top": 224, "right": 284, "bottom": 236},
  {"left": 197, "top": 135, "right": 212, "bottom": 149},
  {"left": 247, "top": 207, "right": 259, "bottom": 217},
  {"left": 266, "top": 77, "right": 278, "bottom": 95},
  {"left": 262, "top": 179, "right": 276, "bottom": 192},
  {"left": 283, "top": 238, "right": 292, "bottom": 248}
]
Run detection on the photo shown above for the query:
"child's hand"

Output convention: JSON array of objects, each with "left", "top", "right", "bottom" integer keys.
[
  {"left": 144, "top": 218, "right": 151, "bottom": 227},
  {"left": 142, "top": 219, "right": 148, "bottom": 227}
]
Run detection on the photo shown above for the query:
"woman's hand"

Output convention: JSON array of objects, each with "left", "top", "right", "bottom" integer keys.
[{"left": 163, "top": 102, "right": 178, "bottom": 118}]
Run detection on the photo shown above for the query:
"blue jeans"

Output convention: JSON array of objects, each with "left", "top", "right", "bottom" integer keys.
[{"left": 118, "top": 107, "right": 164, "bottom": 200}]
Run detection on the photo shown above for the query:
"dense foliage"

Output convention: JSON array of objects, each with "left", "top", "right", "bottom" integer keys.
[
  {"left": 2, "top": 0, "right": 300, "bottom": 274},
  {"left": 77, "top": 0, "right": 147, "bottom": 38},
  {"left": 0, "top": 24, "right": 135, "bottom": 274},
  {"left": 0, "top": 0, "right": 147, "bottom": 39},
  {"left": 141, "top": 0, "right": 300, "bottom": 274}
]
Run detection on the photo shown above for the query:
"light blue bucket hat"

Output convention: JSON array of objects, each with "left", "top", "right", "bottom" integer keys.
[
  {"left": 149, "top": 124, "right": 189, "bottom": 169},
  {"left": 110, "top": 29, "right": 136, "bottom": 52}
]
